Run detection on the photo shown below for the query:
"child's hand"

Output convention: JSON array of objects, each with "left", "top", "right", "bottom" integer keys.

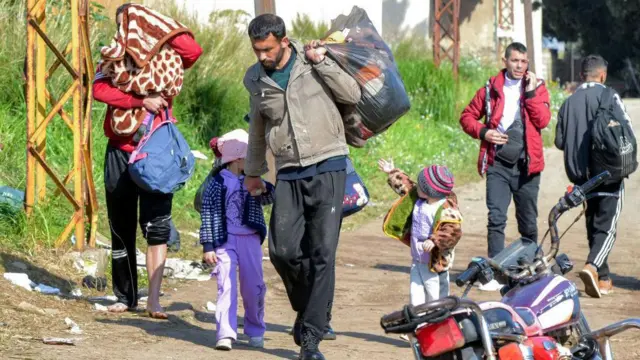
[
  {"left": 203, "top": 251, "right": 218, "bottom": 265},
  {"left": 245, "top": 176, "right": 266, "bottom": 196},
  {"left": 422, "top": 240, "right": 435, "bottom": 252},
  {"left": 377, "top": 158, "right": 395, "bottom": 174}
]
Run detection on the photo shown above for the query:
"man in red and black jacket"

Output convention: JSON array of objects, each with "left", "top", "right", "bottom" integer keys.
[
  {"left": 93, "top": 5, "right": 202, "bottom": 316},
  {"left": 460, "top": 42, "right": 550, "bottom": 291}
]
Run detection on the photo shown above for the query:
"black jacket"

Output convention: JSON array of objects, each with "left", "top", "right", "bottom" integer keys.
[{"left": 555, "top": 82, "right": 632, "bottom": 184}]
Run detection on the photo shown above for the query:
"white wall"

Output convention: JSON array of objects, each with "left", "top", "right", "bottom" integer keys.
[{"left": 382, "top": 0, "right": 430, "bottom": 41}]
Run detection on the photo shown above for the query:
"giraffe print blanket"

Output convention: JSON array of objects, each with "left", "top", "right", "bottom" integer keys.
[{"left": 100, "top": 4, "right": 191, "bottom": 136}]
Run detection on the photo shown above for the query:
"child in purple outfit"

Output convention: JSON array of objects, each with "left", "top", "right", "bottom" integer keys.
[{"left": 199, "top": 129, "right": 274, "bottom": 351}]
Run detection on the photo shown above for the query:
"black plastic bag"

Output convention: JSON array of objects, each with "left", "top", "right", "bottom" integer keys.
[{"left": 323, "top": 6, "right": 411, "bottom": 147}]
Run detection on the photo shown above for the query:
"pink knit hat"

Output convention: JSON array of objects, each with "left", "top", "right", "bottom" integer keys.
[
  {"left": 417, "top": 165, "right": 454, "bottom": 199},
  {"left": 209, "top": 129, "right": 249, "bottom": 165}
]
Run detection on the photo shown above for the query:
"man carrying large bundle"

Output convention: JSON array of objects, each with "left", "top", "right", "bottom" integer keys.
[{"left": 242, "top": 13, "right": 360, "bottom": 360}]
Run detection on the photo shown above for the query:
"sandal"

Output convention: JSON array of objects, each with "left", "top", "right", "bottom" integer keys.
[{"left": 147, "top": 310, "right": 169, "bottom": 319}]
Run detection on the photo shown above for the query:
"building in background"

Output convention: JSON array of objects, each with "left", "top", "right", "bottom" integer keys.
[
  {"left": 96, "top": 0, "right": 545, "bottom": 77},
  {"left": 161, "top": 0, "right": 544, "bottom": 78}
]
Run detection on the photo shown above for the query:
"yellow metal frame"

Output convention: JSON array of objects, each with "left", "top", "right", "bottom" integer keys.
[{"left": 25, "top": 0, "right": 97, "bottom": 250}]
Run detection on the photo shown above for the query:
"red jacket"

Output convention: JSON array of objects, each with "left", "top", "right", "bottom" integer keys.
[
  {"left": 460, "top": 69, "right": 551, "bottom": 176},
  {"left": 93, "top": 33, "right": 203, "bottom": 152}
]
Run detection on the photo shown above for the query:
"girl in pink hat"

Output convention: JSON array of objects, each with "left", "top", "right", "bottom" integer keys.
[
  {"left": 199, "top": 129, "right": 274, "bottom": 351},
  {"left": 379, "top": 159, "right": 463, "bottom": 308}
]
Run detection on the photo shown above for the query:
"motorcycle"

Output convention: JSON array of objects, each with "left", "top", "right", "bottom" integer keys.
[{"left": 380, "top": 171, "right": 640, "bottom": 359}]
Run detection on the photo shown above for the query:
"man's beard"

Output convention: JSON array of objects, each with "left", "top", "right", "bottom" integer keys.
[{"left": 261, "top": 46, "right": 286, "bottom": 70}]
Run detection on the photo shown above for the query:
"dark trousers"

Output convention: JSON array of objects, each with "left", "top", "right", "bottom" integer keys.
[
  {"left": 324, "top": 218, "right": 344, "bottom": 331},
  {"left": 486, "top": 159, "right": 540, "bottom": 258},
  {"left": 325, "top": 238, "right": 338, "bottom": 331},
  {"left": 269, "top": 170, "right": 346, "bottom": 340},
  {"left": 585, "top": 181, "right": 624, "bottom": 280},
  {"left": 104, "top": 145, "right": 173, "bottom": 308}
]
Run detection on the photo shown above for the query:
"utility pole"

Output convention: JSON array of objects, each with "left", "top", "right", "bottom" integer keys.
[
  {"left": 433, "top": 0, "right": 461, "bottom": 79},
  {"left": 523, "top": 0, "right": 536, "bottom": 73},
  {"left": 255, "top": 0, "right": 276, "bottom": 15}
]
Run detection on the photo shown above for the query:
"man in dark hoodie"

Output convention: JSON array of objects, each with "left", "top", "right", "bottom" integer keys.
[{"left": 555, "top": 54, "right": 632, "bottom": 298}]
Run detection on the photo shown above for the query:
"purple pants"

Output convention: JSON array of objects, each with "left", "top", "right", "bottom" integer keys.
[{"left": 213, "top": 233, "right": 266, "bottom": 341}]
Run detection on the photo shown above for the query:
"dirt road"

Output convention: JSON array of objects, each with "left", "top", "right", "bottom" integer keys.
[{"left": 5, "top": 102, "right": 640, "bottom": 359}]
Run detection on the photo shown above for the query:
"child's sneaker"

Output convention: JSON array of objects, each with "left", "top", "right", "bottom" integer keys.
[
  {"left": 248, "top": 336, "right": 264, "bottom": 348},
  {"left": 215, "top": 338, "right": 232, "bottom": 351}
]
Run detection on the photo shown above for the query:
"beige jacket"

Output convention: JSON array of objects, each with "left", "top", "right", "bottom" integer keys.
[{"left": 243, "top": 40, "right": 361, "bottom": 176}]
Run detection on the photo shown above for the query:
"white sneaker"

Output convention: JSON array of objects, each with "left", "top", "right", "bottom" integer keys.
[
  {"left": 478, "top": 280, "right": 504, "bottom": 292},
  {"left": 248, "top": 336, "right": 264, "bottom": 348},
  {"left": 215, "top": 338, "right": 232, "bottom": 351},
  {"left": 399, "top": 334, "right": 410, "bottom": 342}
]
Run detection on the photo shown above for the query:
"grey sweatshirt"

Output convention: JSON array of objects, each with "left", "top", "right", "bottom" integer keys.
[{"left": 555, "top": 82, "right": 632, "bottom": 184}]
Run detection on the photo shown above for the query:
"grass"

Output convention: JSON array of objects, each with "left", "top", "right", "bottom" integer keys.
[
  {"left": 289, "top": 13, "right": 330, "bottom": 41},
  {"left": 0, "top": 0, "right": 567, "bottom": 265}
]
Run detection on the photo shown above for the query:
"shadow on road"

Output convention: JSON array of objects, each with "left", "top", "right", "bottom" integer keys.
[
  {"left": 337, "top": 331, "right": 409, "bottom": 348},
  {"left": 609, "top": 273, "right": 640, "bottom": 291},
  {"left": 373, "top": 263, "right": 410, "bottom": 274},
  {"left": 97, "top": 301, "right": 299, "bottom": 359}
]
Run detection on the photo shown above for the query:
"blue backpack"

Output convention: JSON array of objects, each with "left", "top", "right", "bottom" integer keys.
[{"left": 128, "top": 111, "right": 195, "bottom": 194}]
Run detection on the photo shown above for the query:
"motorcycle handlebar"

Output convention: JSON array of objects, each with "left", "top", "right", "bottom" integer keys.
[
  {"left": 380, "top": 297, "right": 460, "bottom": 326},
  {"left": 579, "top": 171, "right": 611, "bottom": 195},
  {"left": 455, "top": 260, "right": 482, "bottom": 287},
  {"left": 546, "top": 171, "right": 611, "bottom": 262}
]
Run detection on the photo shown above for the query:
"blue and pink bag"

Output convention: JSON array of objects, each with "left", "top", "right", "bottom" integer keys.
[{"left": 128, "top": 110, "right": 195, "bottom": 194}]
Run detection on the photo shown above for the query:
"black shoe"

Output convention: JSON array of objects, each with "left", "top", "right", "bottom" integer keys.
[
  {"left": 293, "top": 312, "right": 303, "bottom": 346},
  {"left": 300, "top": 329, "right": 324, "bottom": 360},
  {"left": 323, "top": 325, "right": 337, "bottom": 340},
  {"left": 299, "top": 350, "right": 326, "bottom": 360}
]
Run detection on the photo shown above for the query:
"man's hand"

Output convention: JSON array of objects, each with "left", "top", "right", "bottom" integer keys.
[
  {"left": 525, "top": 72, "right": 538, "bottom": 92},
  {"left": 422, "top": 240, "right": 435, "bottom": 252},
  {"left": 304, "top": 40, "right": 326, "bottom": 64},
  {"left": 203, "top": 251, "right": 217, "bottom": 265},
  {"left": 244, "top": 176, "right": 266, "bottom": 196},
  {"left": 484, "top": 129, "right": 509, "bottom": 145},
  {"left": 377, "top": 158, "right": 395, "bottom": 174},
  {"left": 143, "top": 94, "right": 168, "bottom": 114}
]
